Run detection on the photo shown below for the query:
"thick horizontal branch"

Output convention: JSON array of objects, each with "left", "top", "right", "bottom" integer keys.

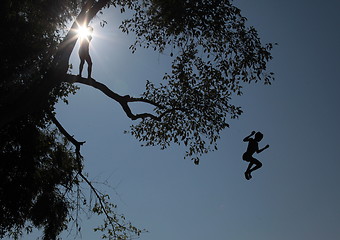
[{"left": 65, "top": 74, "right": 175, "bottom": 121}]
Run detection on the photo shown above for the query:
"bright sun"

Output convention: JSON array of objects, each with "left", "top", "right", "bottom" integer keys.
[{"left": 76, "top": 24, "right": 92, "bottom": 39}]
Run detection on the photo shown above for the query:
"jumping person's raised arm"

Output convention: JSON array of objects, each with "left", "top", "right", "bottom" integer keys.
[
  {"left": 257, "top": 144, "right": 269, "bottom": 153},
  {"left": 243, "top": 131, "right": 256, "bottom": 142}
]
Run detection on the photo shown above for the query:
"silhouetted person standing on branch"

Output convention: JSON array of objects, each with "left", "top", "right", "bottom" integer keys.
[
  {"left": 78, "top": 26, "right": 93, "bottom": 79},
  {"left": 242, "top": 131, "right": 269, "bottom": 180}
]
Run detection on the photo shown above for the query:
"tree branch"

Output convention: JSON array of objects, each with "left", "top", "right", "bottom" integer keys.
[
  {"left": 0, "top": 1, "right": 111, "bottom": 129},
  {"left": 49, "top": 113, "right": 85, "bottom": 169},
  {"left": 77, "top": 172, "right": 126, "bottom": 238},
  {"left": 49, "top": 112, "right": 126, "bottom": 237},
  {"left": 65, "top": 74, "right": 179, "bottom": 121}
]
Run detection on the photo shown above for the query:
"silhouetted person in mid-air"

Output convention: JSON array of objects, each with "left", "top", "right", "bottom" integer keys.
[
  {"left": 78, "top": 26, "right": 93, "bottom": 79},
  {"left": 242, "top": 131, "right": 269, "bottom": 180}
]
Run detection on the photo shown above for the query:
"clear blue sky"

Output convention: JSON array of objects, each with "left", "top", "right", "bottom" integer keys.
[{"left": 21, "top": 0, "right": 340, "bottom": 239}]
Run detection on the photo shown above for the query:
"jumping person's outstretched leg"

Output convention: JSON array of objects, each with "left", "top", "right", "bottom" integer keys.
[
  {"left": 245, "top": 159, "right": 262, "bottom": 180},
  {"left": 245, "top": 163, "right": 253, "bottom": 180},
  {"left": 250, "top": 160, "right": 262, "bottom": 173}
]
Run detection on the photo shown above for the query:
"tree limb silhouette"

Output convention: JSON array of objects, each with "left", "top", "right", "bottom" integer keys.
[
  {"left": 49, "top": 113, "right": 127, "bottom": 238},
  {"left": 66, "top": 74, "right": 182, "bottom": 121},
  {"left": 77, "top": 171, "right": 123, "bottom": 238},
  {"left": 0, "top": 0, "right": 111, "bottom": 129},
  {"left": 49, "top": 113, "right": 85, "bottom": 170}
]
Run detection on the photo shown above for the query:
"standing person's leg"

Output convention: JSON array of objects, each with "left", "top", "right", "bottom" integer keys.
[
  {"left": 79, "top": 58, "right": 85, "bottom": 77},
  {"left": 85, "top": 55, "right": 92, "bottom": 79}
]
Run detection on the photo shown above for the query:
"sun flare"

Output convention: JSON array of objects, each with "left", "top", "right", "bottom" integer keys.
[{"left": 76, "top": 23, "right": 92, "bottom": 39}]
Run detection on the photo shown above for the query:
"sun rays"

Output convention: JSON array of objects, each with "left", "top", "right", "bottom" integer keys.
[{"left": 75, "top": 22, "right": 93, "bottom": 40}]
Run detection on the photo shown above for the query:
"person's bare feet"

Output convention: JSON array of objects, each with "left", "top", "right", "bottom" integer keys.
[
  {"left": 245, "top": 172, "right": 250, "bottom": 180},
  {"left": 245, "top": 171, "right": 252, "bottom": 180}
]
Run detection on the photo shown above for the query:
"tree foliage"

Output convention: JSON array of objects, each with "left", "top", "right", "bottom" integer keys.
[
  {"left": 118, "top": 0, "right": 274, "bottom": 162},
  {"left": 0, "top": 0, "right": 274, "bottom": 239},
  {"left": 1, "top": 1, "right": 80, "bottom": 238}
]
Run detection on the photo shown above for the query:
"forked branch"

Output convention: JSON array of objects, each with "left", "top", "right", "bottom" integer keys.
[
  {"left": 65, "top": 74, "right": 181, "bottom": 121},
  {"left": 50, "top": 113, "right": 125, "bottom": 237},
  {"left": 49, "top": 114, "right": 85, "bottom": 170}
]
